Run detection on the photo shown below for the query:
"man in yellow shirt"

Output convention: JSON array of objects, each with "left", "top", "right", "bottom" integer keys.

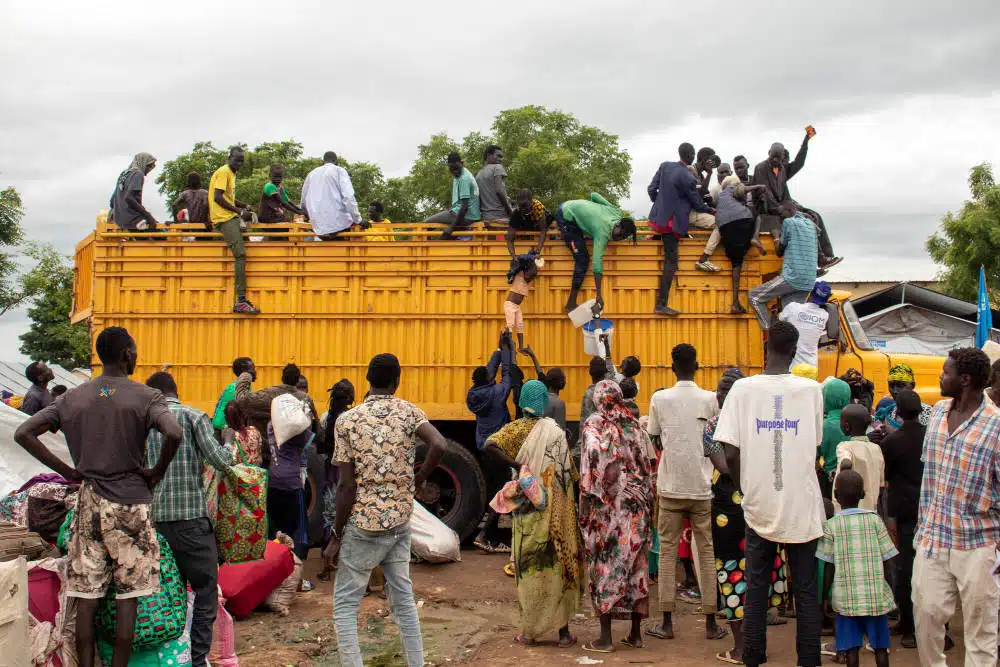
[{"left": 209, "top": 146, "right": 259, "bottom": 314}]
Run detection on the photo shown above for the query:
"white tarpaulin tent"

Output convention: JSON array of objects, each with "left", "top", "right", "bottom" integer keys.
[
  {"left": 0, "top": 402, "right": 73, "bottom": 496},
  {"left": 861, "top": 304, "right": 988, "bottom": 356},
  {"left": 853, "top": 282, "right": 1000, "bottom": 356}
]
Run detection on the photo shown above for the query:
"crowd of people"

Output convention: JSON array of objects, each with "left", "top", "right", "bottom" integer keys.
[
  {"left": 20, "top": 127, "right": 994, "bottom": 666},
  {"left": 10, "top": 319, "right": 1000, "bottom": 667},
  {"left": 107, "top": 127, "right": 842, "bottom": 320},
  {"left": 466, "top": 325, "right": 1000, "bottom": 667}
]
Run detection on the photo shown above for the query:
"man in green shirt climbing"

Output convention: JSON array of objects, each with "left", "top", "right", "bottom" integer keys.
[
  {"left": 555, "top": 193, "right": 636, "bottom": 314},
  {"left": 212, "top": 357, "right": 256, "bottom": 434}
]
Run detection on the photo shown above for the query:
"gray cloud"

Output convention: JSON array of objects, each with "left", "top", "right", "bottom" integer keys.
[{"left": 1, "top": 0, "right": 997, "bottom": 354}]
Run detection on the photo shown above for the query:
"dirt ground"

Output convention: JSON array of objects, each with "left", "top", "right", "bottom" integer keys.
[{"left": 233, "top": 551, "right": 955, "bottom": 667}]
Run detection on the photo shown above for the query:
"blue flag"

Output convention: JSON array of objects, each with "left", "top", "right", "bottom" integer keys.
[{"left": 976, "top": 265, "right": 991, "bottom": 348}]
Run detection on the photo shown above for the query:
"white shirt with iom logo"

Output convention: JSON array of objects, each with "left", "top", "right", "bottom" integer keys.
[
  {"left": 779, "top": 302, "right": 829, "bottom": 367},
  {"left": 713, "top": 373, "right": 826, "bottom": 544}
]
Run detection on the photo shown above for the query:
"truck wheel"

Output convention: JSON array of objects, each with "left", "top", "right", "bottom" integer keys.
[{"left": 415, "top": 438, "right": 486, "bottom": 543}]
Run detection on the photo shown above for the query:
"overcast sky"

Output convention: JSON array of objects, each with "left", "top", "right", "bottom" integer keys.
[{"left": 1, "top": 0, "right": 998, "bottom": 361}]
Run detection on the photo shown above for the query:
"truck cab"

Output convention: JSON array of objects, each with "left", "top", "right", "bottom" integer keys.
[{"left": 813, "top": 292, "right": 943, "bottom": 404}]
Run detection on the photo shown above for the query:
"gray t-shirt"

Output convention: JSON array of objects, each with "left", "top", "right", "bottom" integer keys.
[
  {"left": 476, "top": 164, "right": 509, "bottom": 220},
  {"left": 111, "top": 170, "right": 147, "bottom": 230},
  {"left": 35, "top": 376, "right": 177, "bottom": 504}
]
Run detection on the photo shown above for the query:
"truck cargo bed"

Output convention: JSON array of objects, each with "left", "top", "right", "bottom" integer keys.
[{"left": 73, "top": 219, "right": 782, "bottom": 420}]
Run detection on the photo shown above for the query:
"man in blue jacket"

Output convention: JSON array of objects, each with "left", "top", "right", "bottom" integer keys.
[
  {"left": 648, "top": 143, "right": 715, "bottom": 316},
  {"left": 467, "top": 331, "right": 516, "bottom": 552}
]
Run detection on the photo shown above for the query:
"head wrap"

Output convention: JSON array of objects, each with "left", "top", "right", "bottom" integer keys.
[
  {"left": 127, "top": 152, "right": 157, "bottom": 174},
  {"left": 887, "top": 364, "right": 915, "bottom": 384},
  {"left": 822, "top": 378, "right": 851, "bottom": 413},
  {"left": 116, "top": 152, "right": 157, "bottom": 195},
  {"left": 792, "top": 364, "right": 818, "bottom": 380},
  {"left": 518, "top": 380, "right": 550, "bottom": 417}
]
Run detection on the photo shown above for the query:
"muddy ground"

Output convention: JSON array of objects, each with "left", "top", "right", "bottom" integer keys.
[{"left": 233, "top": 551, "right": 955, "bottom": 667}]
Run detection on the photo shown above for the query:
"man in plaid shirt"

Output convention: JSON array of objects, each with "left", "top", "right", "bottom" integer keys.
[
  {"left": 146, "top": 372, "right": 234, "bottom": 667},
  {"left": 912, "top": 348, "right": 1000, "bottom": 667}
]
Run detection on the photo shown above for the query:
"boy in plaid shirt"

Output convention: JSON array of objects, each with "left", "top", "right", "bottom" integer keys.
[{"left": 817, "top": 469, "right": 898, "bottom": 667}]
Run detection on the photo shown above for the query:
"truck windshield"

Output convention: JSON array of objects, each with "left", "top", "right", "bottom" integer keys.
[{"left": 842, "top": 301, "right": 874, "bottom": 351}]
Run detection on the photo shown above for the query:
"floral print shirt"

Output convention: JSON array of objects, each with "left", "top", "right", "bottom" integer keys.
[{"left": 333, "top": 394, "right": 429, "bottom": 531}]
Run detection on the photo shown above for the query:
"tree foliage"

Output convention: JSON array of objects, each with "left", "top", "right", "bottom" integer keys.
[
  {"left": 0, "top": 187, "right": 27, "bottom": 314},
  {"left": 154, "top": 106, "right": 631, "bottom": 223},
  {"left": 402, "top": 106, "right": 632, "bottom": 218},
  {"left": 18, "top": 244, "right": 90, "bottom": 370},
  {"left": 155, "top": 141, "right": 416, "bottom": 224},
  {"left": 926, "top": 163, "right": 1000, "bottom": 305}
]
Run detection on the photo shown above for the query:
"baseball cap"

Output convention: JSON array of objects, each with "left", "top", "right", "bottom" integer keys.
[{"left": 810, "top": 281, "right": 832, "bottom": 305}]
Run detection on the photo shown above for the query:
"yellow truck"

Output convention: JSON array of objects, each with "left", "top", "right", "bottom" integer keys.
[{"left": 71, "top": 217, "right": 944, "bottom": 541}]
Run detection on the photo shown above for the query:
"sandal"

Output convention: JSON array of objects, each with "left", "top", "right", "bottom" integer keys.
[
  {"left": 621, "top": 636, "right": 644, "bottom": 649},
  {"left": 730, "top": 304, "right": 747, "bottom": 314},
  {"left": 558, "top": 635, "right": 578, "bottom": 648},
  {"left": 582, "top": 641, "right": 614, "bottom": 654},
  {"left": 717, "top": 650, "right": 744, "bottom": 664},
  {"left": 513, "top": 634, "right": 536, "bottom": 647},
  {"left": 504, "top": 562, "right": 516, "bottom": 577},
  {"left": 706, "top": 625, "right": 729, "bottom": 640}
]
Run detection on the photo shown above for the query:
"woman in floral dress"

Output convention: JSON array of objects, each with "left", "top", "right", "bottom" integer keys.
[
  {"left": 704, "top": 369, "right": 788, "bottom": 664},
  {"left": 579, "top": 380, "right": 655, "bottom": 653}
]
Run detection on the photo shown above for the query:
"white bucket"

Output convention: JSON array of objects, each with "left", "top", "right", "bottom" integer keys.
[
  {"left": 568, "top": 299, "right": 601, "bottom": 328},
  {"left": 582, "top": 319, "right": 614, "bottom": 356}
]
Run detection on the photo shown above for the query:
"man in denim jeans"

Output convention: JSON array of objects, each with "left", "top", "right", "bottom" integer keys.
[
  {"left": 326, "top": 353, "right": 447, "bottom": 667},
  {"left": 712, "top": 322, "right": 826, "bottom": 667}
]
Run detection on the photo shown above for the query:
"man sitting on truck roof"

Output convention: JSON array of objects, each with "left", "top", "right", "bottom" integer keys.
[
  {"left": 172, "top": 172, "right": 210, "bottom": 232},
  {"left": 258, "top": 163, "right": 306, "bottom": 228},
  {"left": 209, "top": 146, "right": 259, "bottom": 315},
  {"left": 301, "top": 151, "right": 363, "bottom": 241},
  {"left": 748, "top": 201, "right": 818, "bottom": 330},
  {"left": 109, "top": 152, "right": 159, "bottom": 232},
  {"left": 427, "top": 152, "right": 483, "bottom": 239},
  {"left": 506, "top": 189, "right": 554, "bottom": 258},
  {"left": 752, "top": 128, "right": 841, "bottom": 270},
  {"left": 477, "top": 144, "right": 513, "bottom": 229}
]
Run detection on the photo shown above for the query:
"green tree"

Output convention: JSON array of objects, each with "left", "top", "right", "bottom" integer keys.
[
  {"left": 926, "top": 163, "right": 1000, "bottom": 305},
  {"left": 0, "top": 187, "right": 27, "bottom": 314},
  {"left": 403, "top": 106, "right": 633, "bottom": 219},
  {"left": 156, "top": 141, "right": 406, "bottom": 221},
  {"left": 18, "top": 244, "right": 90, "bottom": 370}
]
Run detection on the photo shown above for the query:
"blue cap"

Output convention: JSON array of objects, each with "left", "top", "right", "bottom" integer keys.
[{"left": 810, "top": 280, "right": 832, "bottom": 305}]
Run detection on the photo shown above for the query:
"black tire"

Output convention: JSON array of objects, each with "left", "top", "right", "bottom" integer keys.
[{"left": 415, "top": 438, "right": 486, "bottom": 543}]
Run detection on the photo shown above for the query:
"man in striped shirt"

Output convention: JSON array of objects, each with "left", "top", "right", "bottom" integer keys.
[
  {"left": 912, "top": 348, "right": 1000, "bottom": 667},
  {"left": 146, "top": 371, "right": 234, "bottom": 667}
]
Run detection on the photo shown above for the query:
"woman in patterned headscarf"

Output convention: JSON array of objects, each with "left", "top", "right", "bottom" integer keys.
[
  {"left": 579, "top": 380, "right": 654, "bottom": 653},
  {"left": 704, "top": 369, "right": 788, "bottom": 664},
  {"left": 489, "top": 380, "right": 583, "bottom": 648}
]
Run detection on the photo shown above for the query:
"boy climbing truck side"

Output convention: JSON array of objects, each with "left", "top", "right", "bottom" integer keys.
[{"left": 71, "top": 216, "right": 945, "bottom": 542}]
